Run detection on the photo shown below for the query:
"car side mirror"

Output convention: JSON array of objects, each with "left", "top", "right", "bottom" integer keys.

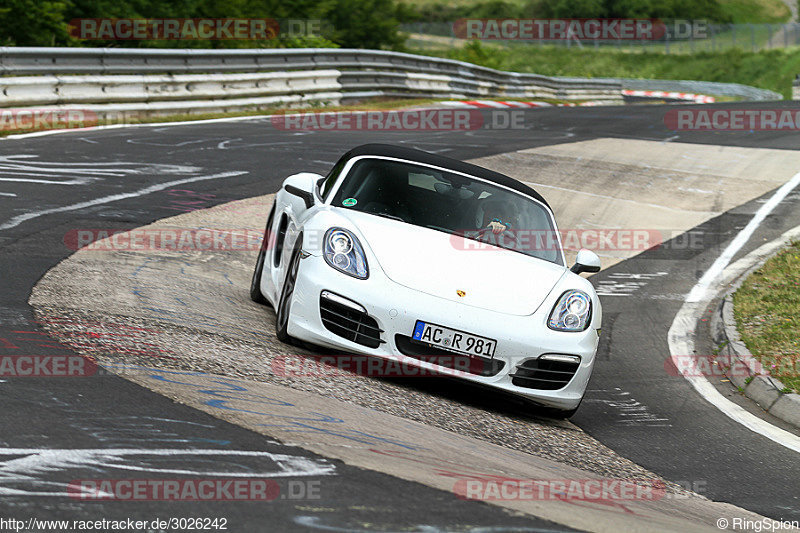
[
  {"left": 571, "top": 249, "right": 601, "bottom": 274},
  {"left": 283, "top": 173, "right": 322, "bottom": 210}
]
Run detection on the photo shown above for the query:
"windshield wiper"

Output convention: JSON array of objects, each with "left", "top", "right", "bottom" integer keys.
[
  {"left": 424, "top": 224, "right": 458, "bottom": 235},
  {"left": 370, "top": 212, "right": 405, "bottom": 222}
]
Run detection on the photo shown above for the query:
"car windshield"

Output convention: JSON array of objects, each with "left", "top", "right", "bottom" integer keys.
[{"left": 329, "top": 157, "right": 563, "bottom": 266}]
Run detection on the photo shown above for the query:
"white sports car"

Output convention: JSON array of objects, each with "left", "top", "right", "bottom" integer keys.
[{"left": 250, "top": 144, "right": 602, "bottom": 417}]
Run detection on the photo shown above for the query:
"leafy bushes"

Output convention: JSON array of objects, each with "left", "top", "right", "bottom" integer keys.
[{"left": 0, "top": 0, "right": 405, "bottom": 49}]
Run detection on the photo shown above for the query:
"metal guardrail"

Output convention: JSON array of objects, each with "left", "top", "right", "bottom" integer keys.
[
  {"left": 0, "top": 47, "right": 623, "bottom": 117},
  {"left": 0, "top": 46, "right": 617, "bottom": 83},
  {"left": 0, "top": 71, "right": 343, "bottom": 107}
]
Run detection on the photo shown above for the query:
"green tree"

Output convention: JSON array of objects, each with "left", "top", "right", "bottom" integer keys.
[
  {"left": 0, "top": 0, "right": 71, "bottom": 46},
  {"left": 0, "top": 0, "right": 405, "bottom": 49},
  {"left": 537, "top": 0, "right": 606, "bottom": 17},
  {"left": 604, "top": 0, "right": 654, "bottom": 18},
  {"left": 321, "top": 0, "right": 404, "bottom": 48}
]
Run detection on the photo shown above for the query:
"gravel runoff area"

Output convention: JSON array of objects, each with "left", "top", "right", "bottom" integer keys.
[{"left": 30, "top": 192, "right": 686, "bottom": 491}]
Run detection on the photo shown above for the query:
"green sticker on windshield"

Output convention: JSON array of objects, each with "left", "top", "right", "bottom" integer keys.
[{"left": 342, "top": 198, "right": 357, "bottom": 207}]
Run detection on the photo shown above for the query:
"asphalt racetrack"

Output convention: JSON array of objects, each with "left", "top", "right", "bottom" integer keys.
[{"left": 2, "top": 102, "right": 800, "bottom": 531}]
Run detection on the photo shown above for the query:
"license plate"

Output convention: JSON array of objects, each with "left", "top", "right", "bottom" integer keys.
[{"left": 411, "top": 321, "right": 496, "bottom": 358}]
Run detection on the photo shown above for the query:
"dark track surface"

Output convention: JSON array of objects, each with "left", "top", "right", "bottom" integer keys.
[{"left": 1, "top": 101, "right": 800, "bottom": 529}]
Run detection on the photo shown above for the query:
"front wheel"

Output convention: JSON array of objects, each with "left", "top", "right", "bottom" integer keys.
[
  {"left": 275, "top": 236, "right": 303, "bottom": 344},
  {"left": 249, "top": 247, "right": 268, "bottom": 304},
  {"left": 249, "top": 204, "right": 275, "bottom": 305}
]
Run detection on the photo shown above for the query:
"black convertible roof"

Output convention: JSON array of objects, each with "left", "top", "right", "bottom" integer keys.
[{"left": 341, "top": 144, "right": 550, "bottom": 208}]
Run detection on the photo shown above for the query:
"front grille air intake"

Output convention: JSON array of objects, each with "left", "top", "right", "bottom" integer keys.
[
  {"left": 510, "top": 355, "right": 580, "bottom": 390},
  {"left": 319, "top": 291, "right": 383, "bottom": 348}
]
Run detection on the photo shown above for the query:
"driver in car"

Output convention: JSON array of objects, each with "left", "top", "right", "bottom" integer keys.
[
  {"left": 484, "top": 204, "right": 516, "bottom": 235},
  {"left": 488, "top": 216, "right": 512, "bottom": 234}
]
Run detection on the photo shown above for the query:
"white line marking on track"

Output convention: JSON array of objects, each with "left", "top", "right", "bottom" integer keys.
[
  {"left": 678, "top": 187, "right": 714, "bottom": 194},
  {"left": 0, "top": 448, "right": 335, "bottom": 497},
  {"left": 0, "top": 171, "right": 246, "bottom": 231},
  {"left": 669, "top": 170, "right": 800, "bottom": 454},
  {"left": 2, "top": 114, "right": 272, "bottom": 141},
  {"left": 670, "top": 307, "right": 800, "bottom": 454},
  {"left": 0, "top": 192, "right": 16, "bottom": 197},
  {"left": 0, "top": 177, "right": 97, "bottom": 185},
  {"left": 0, "top": 156, "right": 201, "bottom": 185},
  {"left": 686, "top": 170, "right": 800, "bottom": 303},
  {"left": 586, "top": 388, "right": 672, "bottom": 427},
  {"left": 596, "top": 272, "right": 668, "bottom": 296},
  {"left": 216, "top": 138, "right": 241, "bottom": 150}
]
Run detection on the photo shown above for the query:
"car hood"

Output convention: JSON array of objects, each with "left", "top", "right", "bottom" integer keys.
[{"left": 339, "top": 210, "right": 566, "bottom": 316}]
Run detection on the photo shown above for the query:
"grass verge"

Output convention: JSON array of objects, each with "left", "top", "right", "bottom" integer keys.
[
  {"left": 416, "top": 42, "right": 799, "bottom": 98},
  {"left": 733, "top": 241, "right": 800, "bottom": 393},
  {"left": 400, "top": 0, "right": 791, "bottom": 23},
  {"left": 719, "top": 0, "right": 792, "bottom": 23}
]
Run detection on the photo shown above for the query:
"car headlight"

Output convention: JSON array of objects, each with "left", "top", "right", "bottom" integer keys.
[
  {"left": 324, "top": 228, "right": 368, "bottom": 279},
  {"left": 547, "top": 290, "right": 592, "bottom": 332}
]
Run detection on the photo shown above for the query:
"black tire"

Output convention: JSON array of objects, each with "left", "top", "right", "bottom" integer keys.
[
  {"left": 275, "top": 235, "right": 303, "bottom": 344},
  {"left": 249, "top": 204, "right": 276, "bottom": 305}
]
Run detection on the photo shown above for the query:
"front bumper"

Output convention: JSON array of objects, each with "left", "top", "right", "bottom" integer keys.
[{"left": 287, "top": 254, "right": 599, "bottom": 410}]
